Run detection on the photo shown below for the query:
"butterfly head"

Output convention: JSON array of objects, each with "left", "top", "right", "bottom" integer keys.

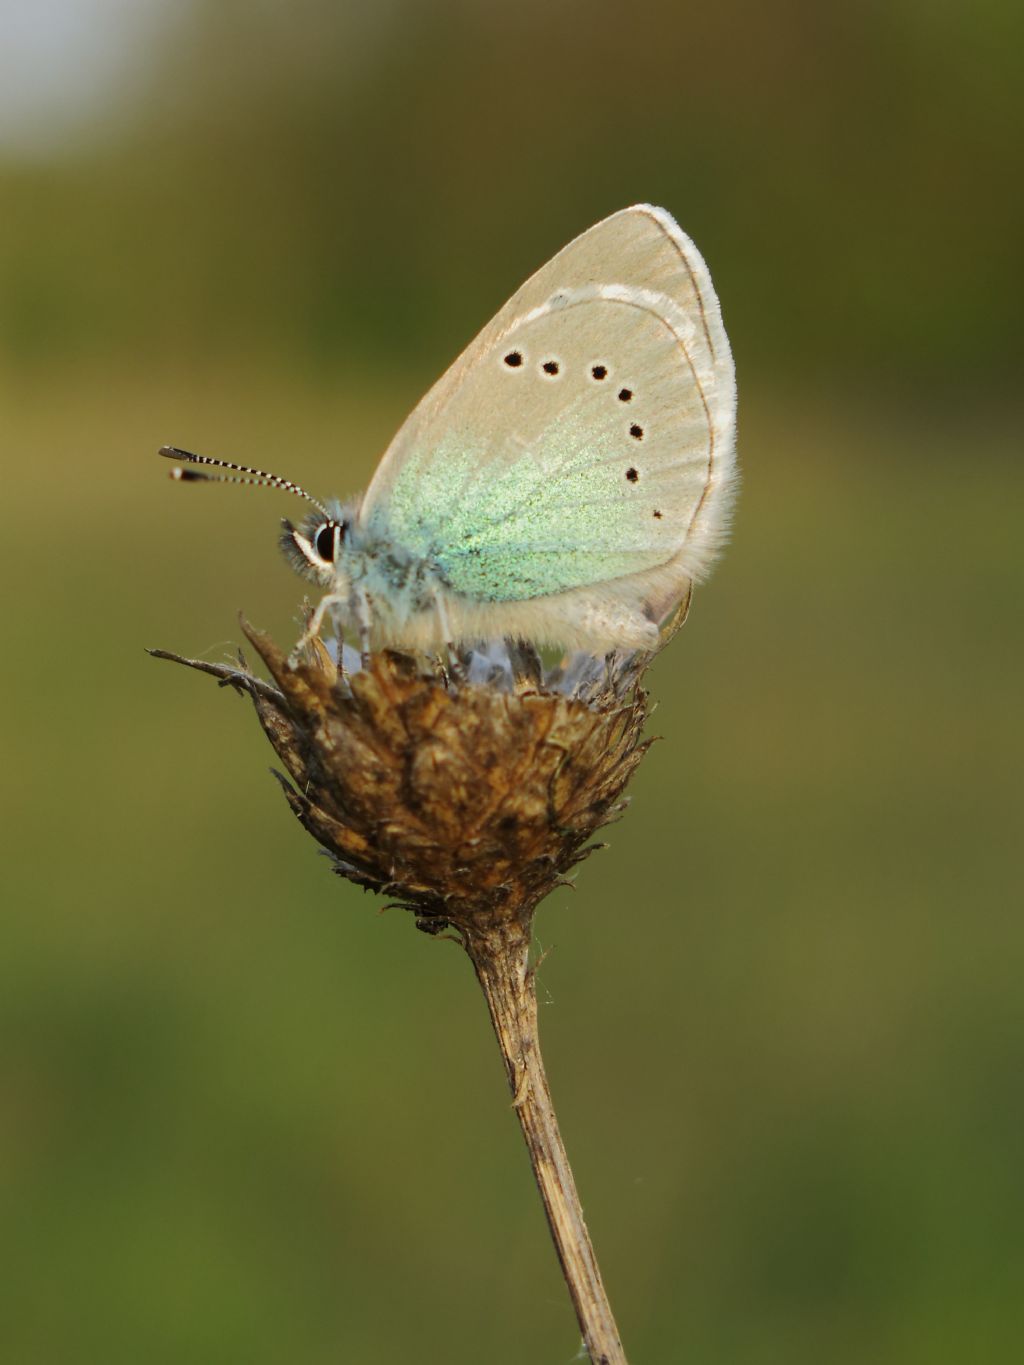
[{"left": 280, "top": 505, "right": 354, "bottom": 587}]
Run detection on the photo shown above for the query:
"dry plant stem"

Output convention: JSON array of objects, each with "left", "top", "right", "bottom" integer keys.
[{"left": 465, "top": 921, "right": 628, "bottom": 1365}]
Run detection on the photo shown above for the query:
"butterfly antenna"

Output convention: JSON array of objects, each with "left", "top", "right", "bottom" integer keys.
[{"left": 159, "top": 445, "right": 329, "bottom": 516}]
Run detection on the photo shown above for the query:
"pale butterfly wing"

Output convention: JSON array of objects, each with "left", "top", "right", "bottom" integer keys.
[{"left": 360, "top": 205, "right": 736, "bottom": 635}]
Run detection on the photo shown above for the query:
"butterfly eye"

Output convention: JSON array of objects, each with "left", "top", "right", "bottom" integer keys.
[{"left": 315, "top": 522, "right": 339, "bottom": 562}]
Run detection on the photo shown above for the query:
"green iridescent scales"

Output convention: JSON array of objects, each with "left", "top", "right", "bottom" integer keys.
[{"left": 382, "top": 441, "right": 659, "bottom": 601}]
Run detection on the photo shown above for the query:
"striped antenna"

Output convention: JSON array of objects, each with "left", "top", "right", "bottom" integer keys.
[{"left": 158, "top": 445, "right": 329, "bottom": 516}]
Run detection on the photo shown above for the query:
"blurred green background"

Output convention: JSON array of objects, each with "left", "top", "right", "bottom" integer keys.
[{"left": 2, "top": 2, "right": 1021, "bottom": 1362}]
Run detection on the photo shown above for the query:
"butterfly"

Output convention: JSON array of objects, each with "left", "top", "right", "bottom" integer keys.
[{"left": 161, "top": 204, "right": 736, "bottom": 655}]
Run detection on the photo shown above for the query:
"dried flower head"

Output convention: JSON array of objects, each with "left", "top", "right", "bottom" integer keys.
[{"left": 151, "top": 613, "right": 678, "bottom": 947}]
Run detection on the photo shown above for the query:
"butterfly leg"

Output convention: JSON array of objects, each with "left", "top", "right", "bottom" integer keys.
[
  {"left": 289, "top": 590, "right": 346, "bottom": 661},
  {"left": 431, "top": 588, "right": 465, "bottom": 680},
  {"left": 351, "top": 584, "right": 373, "bottom": 665}
]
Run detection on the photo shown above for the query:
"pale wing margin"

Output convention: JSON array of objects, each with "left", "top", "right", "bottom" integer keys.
[{"left": 620, "top": 208, "right": 737, "bottom": 607}]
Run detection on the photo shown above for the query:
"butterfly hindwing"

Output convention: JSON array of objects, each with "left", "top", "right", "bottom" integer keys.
[{"left": 360, "top": 205, "right": 736, "bottom": 614}]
